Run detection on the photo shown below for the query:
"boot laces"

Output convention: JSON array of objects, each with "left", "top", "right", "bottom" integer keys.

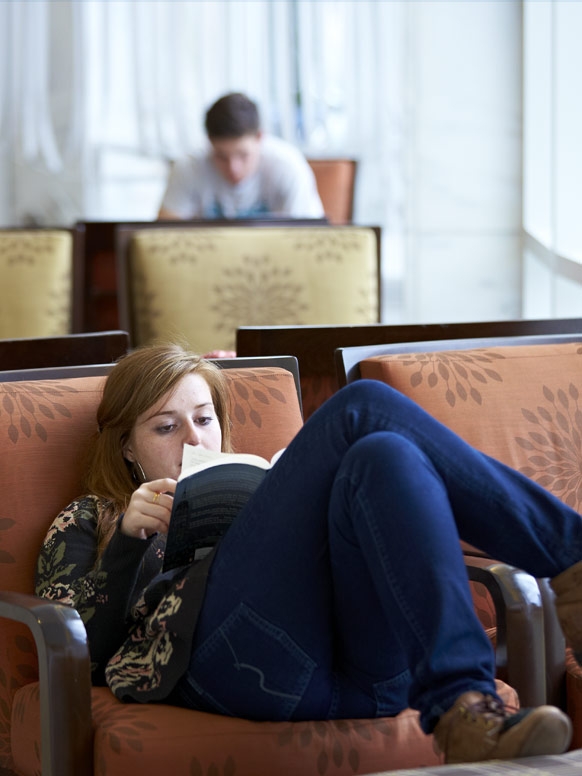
[{"left": 460, "top": 695, "right": 516, "bottom": 730}]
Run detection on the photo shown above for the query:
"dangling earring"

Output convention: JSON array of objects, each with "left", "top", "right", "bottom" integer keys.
[{"left": 134, "top": 461, "right": 147, "bottom": 483}]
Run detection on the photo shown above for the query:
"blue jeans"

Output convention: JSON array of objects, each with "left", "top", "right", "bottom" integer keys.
[{"left": 174, "top": 381, "right": 582, "bottom": 732}]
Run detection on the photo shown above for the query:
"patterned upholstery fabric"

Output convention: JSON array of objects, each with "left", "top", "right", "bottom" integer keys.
[
  {"left": 0, "top": 230, "right": 73, "bottom": 338},
  {"left": 127, "top": 227, "right": 380, "bottom": 353},
  {"left": 358, "top": 342, "right": 582, "bottom": 512},
  {"left": 0, "top": 367, "right": 522, "bottom": 775}
]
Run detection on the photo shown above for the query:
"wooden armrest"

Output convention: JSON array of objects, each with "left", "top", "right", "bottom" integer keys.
[
  {"left": 537, "top": 578, "right": 567, "bottom": 709},
  {"left": 0, "top": 591, "right": 93, "bottom": 776},
  {"left": 465, "top": 559, "right": 546, "bottom": 707}
]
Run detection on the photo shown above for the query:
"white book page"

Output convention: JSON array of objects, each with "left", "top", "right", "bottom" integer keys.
[{"left": 179, "top": 444, "right": 286, "bottom": 481}]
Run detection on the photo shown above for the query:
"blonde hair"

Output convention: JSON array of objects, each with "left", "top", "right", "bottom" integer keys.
[{"left": 86, "top": 343, "right": 232, "bottom": 552}]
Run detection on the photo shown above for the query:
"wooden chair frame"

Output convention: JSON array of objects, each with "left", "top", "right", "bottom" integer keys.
[{"left": 0, "top": 331, "right": 130, "bottom": 372}]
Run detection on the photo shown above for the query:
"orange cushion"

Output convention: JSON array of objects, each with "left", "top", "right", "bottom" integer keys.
[
  {"left": 0, "top": 367, "right": 302, "bottom": 771},
  {"left": 223, "top": 367, "right": 303, "bottom": 459},
  {"left": 360, "top": 342, "right": 582, "bottom": 511},
  {"left": 10, "top": 680, "right": 518, "bottom": 775}
]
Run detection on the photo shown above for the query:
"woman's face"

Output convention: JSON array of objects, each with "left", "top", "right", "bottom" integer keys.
[{"left": 123, "top": 373, "right": 222, "bottom": 481}]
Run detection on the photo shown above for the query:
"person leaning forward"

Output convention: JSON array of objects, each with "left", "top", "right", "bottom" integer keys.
[{"left": 158, "top": 92, "right": 324, "bottom": 221}]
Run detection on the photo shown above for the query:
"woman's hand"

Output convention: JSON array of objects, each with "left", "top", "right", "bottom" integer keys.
[{"left": 120, "top": 478, "right": 177, "bottom": 540}]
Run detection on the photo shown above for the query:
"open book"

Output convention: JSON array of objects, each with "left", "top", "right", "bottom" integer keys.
[{"left": 162, "top": 444, "right": 285, "bottom": 572}]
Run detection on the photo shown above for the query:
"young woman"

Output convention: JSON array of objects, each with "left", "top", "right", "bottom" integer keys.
[{"left": 35, "top": 343, "right": 582, "bottom": 764}]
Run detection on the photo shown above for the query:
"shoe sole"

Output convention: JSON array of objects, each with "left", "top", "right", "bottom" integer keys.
[{"left": 515, "top": 711, "right": 572, "bottom": 758}]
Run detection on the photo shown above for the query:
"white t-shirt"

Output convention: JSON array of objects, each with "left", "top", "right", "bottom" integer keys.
[{"left": 160, "top": 135, "right": 325, "bottom": 220}]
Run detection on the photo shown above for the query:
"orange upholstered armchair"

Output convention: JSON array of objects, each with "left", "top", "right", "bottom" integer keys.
[
  {"left": 336, "top": 332, "right": 582, "bottom": 745},
  {"left": 0, "top": 357, "right": 523, "bottom": 775}
]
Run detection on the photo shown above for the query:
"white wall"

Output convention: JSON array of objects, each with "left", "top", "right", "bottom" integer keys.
[
  {"left": 401, "top": 1, "right": 523, "bottom": 323},
  {"left": 522, "top": 0, "right": 582, "bottom": 318}
]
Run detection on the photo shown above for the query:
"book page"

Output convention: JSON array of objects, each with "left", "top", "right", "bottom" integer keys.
[{"left": 179, "top": 444, "right": 274, "bottom": 481}]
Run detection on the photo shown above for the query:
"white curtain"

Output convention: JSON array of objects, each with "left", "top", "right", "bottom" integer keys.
[
  {"left": 1, "top": 1, "right": 523, "bottom": 323},
  {"left": 1, "top": 1, "right": 407, "bottom": 227},
  {"left": 0, "top": 0, "right": 409, "bottom": 319}
]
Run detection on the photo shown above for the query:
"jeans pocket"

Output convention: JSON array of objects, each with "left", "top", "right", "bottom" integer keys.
[
  {"left": 187, "top": 602, "right": 317, "bottom": 720},
  {"left": 373, "top": 668, "right": 412, "bottom": 716}
]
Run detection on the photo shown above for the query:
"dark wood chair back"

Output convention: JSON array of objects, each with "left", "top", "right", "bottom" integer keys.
[
  {"left": 0, "top": 331, "right": 130, "bottom": 372},
  {"left": 237, "top": 319, "right": 582, "bottom": 419}
]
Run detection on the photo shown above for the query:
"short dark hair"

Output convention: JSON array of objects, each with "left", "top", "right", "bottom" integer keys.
[{"left": 204, "top": 93, "right": 261, "bottom": 139}]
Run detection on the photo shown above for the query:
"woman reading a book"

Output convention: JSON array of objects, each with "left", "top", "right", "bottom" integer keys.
[{"left": 35, "top": 343, "right": 582, "bottom": 764}]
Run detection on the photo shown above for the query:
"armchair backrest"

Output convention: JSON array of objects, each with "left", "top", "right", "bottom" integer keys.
[
  {"left": 306, "top": 158, "right": 358, "bottom": 223},
  {"left": 0, "top": 363, "right": 303, "bottom": 770},
  {"left": 0, "top": 229, "right": 84, "bottom": 338},
  {"left": 336, "top": 334, "right": 582, "bottom": 509},
  {"left": 238, "top": 319, "right": 582, "bottom": 420},
  {"left": 0, "top": 331, "right": 130, "bottom": 372},
  {"left": 117, "top": 224, "right": 381, "bottom": 353}
]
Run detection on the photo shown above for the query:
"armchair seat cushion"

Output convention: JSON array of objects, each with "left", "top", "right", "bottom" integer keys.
[{"left": 11, "top": 681, "right": 517, "bottom": 776}]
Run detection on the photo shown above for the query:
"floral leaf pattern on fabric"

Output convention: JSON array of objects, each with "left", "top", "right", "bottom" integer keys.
[
  {"left": 291, "top": 230, "right": 365, "bottom": 262},
  {"left": 211, "top": 256, "right": 308, "bottom": 349},
  {"left": 0, "top": 380, "right": 78, "bottom": 444},
  {"left": 189, "top": 755, "right": 237, "bottom": 775},
  {"left": 225, "top": 370, "right": 289, "bottom": 430},
  {"left": 275, "top": 717, "right": 407, "bottom": 774},
  {"left": 389, "top": 349, "right": 506, "bottom": 407},
  {"left": 0, "top": 230, "right": 73, "bottom": 335},
  {"left": 516, "top": 382, "right": 582, "bottom": 510},
  {"left": 106, "top": 578, "right": 185, "bottom": 696},
  {"left": 35, "top": 497, "right": 109, "bottom": 621},
  {"left": 92, "top": 695, "right": 158, "bottom": 768},
  {"left": 36, "top": 495, "right": 208, "bottom": 702},
  {"left": 129, "top": 226, "right": 378, "bottom": 352}
]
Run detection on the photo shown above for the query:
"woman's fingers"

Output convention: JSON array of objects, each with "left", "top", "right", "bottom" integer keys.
[{"left": 121, "top": 479, "right": 176, "bottom": 538}]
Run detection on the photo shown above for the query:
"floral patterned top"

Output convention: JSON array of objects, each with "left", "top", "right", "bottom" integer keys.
[{"left": 35, "top": 495, "right": 215, "bottom": 702}]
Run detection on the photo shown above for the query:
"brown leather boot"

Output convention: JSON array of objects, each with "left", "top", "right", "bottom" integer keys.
[
  {"left": 550, "top": 559, "right": 582, "bottom": 664},
  {"left": 433, "top": 692, "right": 572, "bottom": 764}
]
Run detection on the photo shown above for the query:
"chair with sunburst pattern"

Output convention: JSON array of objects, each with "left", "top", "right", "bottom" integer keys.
[
  {"left": 0, "top": 228, "right": 83, "bottom": 338},
  {"left": 115, "top": 223, "right": 381, "bottom": 354}
]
